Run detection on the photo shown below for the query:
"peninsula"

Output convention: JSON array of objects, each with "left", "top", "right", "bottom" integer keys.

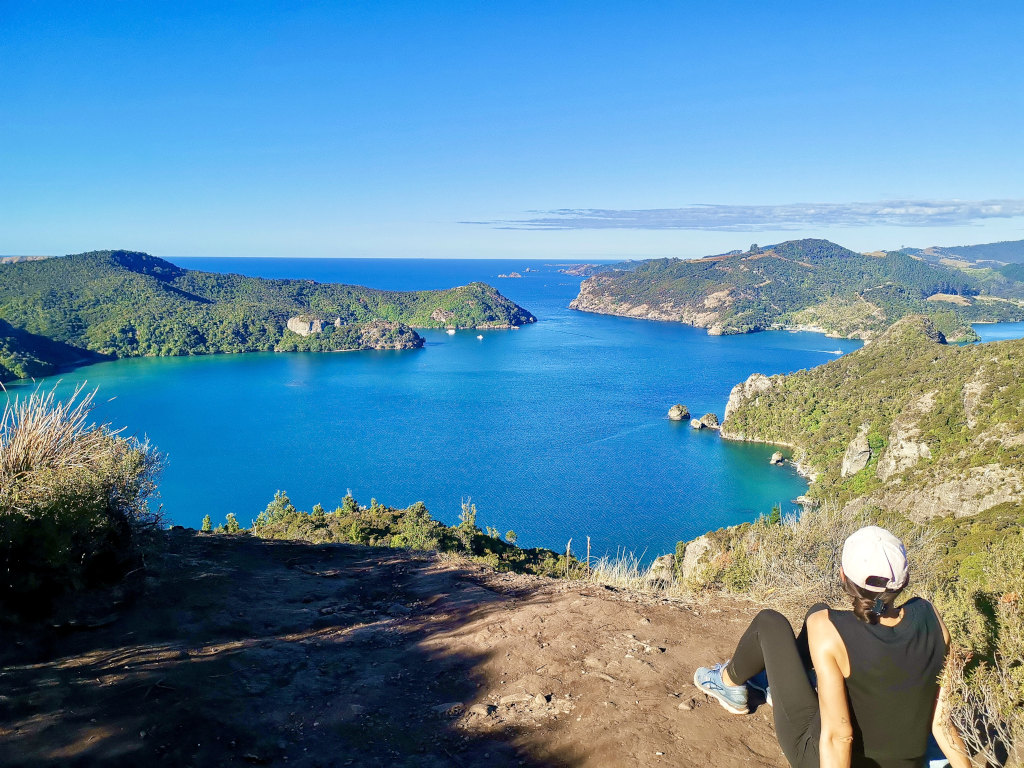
[
  {"left": 719, "top": 315, "right": 1024, "bottom": 521},
  {"left": 0, "top": 250, "right": 536, "bottom": 382},
  {"left": 569, "top": 238, "right": 1024, "bottom": 340}
]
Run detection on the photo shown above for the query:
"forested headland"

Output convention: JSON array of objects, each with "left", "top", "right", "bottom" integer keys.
[
  {"left": 570, "top": 238, "right": 1024, "bottom": 340},
  {"left": 0, "top": 250, "right": 536, "bottom": 382}
]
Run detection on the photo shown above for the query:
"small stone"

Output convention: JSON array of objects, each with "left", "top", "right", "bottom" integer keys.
[
  {"left": 499, "top": 693, "right": 534, "bottom": 706},
  {"left": 432, "top": 701, "right": 463, "bottom": 716},
  {"left": 679, "top": 699, "right": 694, "bottom": 710}
]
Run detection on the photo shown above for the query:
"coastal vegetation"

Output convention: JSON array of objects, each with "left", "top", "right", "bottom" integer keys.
[
  {"left": 720, "top": 315, "right": 1024, "bottom": 519},
  {"left": 0, "top": 250, "right": 536, "bottom": 382},
  {"left": 570, "top": 238, "right": 1024, "bottom": 340},
  {"left": 211, "top": 492, "right": 580, "bottom": 578},
  {"left": 0, "top": 386, "right": 162, "bottom": 618}
]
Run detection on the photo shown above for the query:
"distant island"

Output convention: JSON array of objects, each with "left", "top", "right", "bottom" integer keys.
[
  {"left": 569, "top": 238, "right": 1024, "bottom": 341},
  {"left": 0, "top": 250, "right": 536, "bottom": 382}
]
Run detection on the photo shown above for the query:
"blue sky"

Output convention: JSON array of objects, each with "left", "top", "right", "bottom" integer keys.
[{"left": 2, "top": 1, "right": 1023, "bottom": 259}]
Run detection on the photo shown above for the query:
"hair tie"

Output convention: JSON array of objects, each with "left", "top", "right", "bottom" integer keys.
[{"left": 872, "top": 596, "right": 885, "bottom": 616}]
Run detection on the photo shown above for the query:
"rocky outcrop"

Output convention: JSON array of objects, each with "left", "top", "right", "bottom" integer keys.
[
  {"left": 689, "top": 413, "right": 722, "bottom": 430},
  {"left": 569, "top": 277, "right": 723, "bottom": 329},
  {"left": 699, "top": 413, "right": 720, "bottom": 429},
  {"left": 962, "top": 368, "right": 988, "bottom": 429},
  {"left": 287, "top": 316, "right": 326, "bottom": 336},
  {"left": 769, "top": 452, "right": 784, "bottom": 465},
  {"left": 722, "top": 373, "right": 775, "bottom": 425},
  {"left": 667, "top": 404, "right": 690, "bottom": 421},
  {"left": 357, "top": 320, "right": 423, "bottom": 350},
  {"left": 869, "top": 464, "right": 1024, "bottom": 522},
  {"left": 648, "top": 554, "right": 676, "bottom": 584},
  {"left": 876, "top": 393, "right": 936, "bottom": 481},
  {"left": 679, "top": 536, "right": 712, "bottom": 580},
  {"left": 840, "top": 424, "right": 872, "bottom": 477}
]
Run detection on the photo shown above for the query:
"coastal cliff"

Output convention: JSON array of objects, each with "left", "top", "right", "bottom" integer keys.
[
  {"left": 719, "top": 315, "right": 1024, "bottom": 522},
  {"left": 569, "top": 239, "right": 1024, "bottom": 340}
]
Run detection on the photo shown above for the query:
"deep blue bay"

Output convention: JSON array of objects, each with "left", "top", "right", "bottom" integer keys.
[{"left": 10, "top": 258, "right": 882, "bottom": 559}]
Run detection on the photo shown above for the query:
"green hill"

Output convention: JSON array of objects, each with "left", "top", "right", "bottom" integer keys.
[
  {"left": 569, "top": 238, "right": 1024, "bottom": 341},
  {"left": 719, "top": 315, "right": 1024, "bottom": 521},
  {"left": 901, "top": 238, "right": 1024, "bottom": 266},
  {"left": 0, "top": 251, "right": 536, "bottom": 382}
]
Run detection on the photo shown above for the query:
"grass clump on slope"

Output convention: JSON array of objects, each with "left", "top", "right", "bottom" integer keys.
[{"left": 0, "top": 385, "right": 162, "bottom": 618}]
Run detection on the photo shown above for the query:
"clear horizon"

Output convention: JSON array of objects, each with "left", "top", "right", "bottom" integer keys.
[{"left": 3, "top": 2, "right": 1023, "bottom": 259}]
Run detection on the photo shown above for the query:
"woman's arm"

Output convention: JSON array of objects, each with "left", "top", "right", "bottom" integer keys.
[
  {"left": 930, "top": 607, "right": 975, "bottom": 768},
  {"left": 808, "top": 610, "right": 854, "bottom": 768}
]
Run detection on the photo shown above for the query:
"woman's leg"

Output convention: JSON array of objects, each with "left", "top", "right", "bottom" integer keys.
[{"left": 725, "top": 606, "right": 826, "bottom": 768}]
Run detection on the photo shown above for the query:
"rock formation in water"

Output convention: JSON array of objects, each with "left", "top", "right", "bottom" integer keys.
[{"left": 667, "top": 404, "right": 690, "bottom": 421}]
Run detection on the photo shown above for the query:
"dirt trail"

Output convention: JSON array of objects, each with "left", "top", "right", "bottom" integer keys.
[{"left": 0, "top": 531, "right": 786, "bottom": 767}]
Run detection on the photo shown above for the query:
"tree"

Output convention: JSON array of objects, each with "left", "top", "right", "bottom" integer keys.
[{"left": 201, "top": 514, "right": 212, "bottom": 532}]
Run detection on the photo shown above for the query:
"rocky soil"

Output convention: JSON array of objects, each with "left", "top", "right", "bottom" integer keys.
[{"left": 0, "top": 531, "right": 785, "bottom": 768}]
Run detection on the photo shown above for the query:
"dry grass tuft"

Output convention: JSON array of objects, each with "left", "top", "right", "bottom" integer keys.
[{"left": 1, "top": 384, "right": 161, "bottom": 616}]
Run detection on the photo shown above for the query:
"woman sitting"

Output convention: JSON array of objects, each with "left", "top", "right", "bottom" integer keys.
[{"left": 694, "top": 525, "right": 971, "bottom": 768}]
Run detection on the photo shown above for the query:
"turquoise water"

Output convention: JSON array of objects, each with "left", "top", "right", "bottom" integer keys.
[
  {"left": 5, "top": 259, "right": 872, "bottom": 558},
  {"left": 974, "top": 321, "right": 1024, "bottom": 342}
]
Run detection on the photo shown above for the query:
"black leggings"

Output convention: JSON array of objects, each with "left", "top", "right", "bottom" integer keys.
[{"left": 726, "top": 604, "right": 827, "bottom": 768}]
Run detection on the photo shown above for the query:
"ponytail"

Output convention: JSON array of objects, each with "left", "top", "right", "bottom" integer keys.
[{"left": 842, "top": 575, "right": 904, "bottom": 625}]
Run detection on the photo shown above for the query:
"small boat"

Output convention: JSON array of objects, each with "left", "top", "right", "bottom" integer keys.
[
  {"left": 446, "top": 329, "right": 456, "bottom": 335},
  {"left": 476, "top": 334, "right": 483, "bottom": 340}
]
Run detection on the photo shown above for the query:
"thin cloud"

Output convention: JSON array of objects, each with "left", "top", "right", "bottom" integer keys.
[{"left": 474, "top": 199, "right": 1024, "bottom": 231}]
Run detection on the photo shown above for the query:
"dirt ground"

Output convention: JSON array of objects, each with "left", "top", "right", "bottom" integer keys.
[{"left": 0, "top": 531, "right": 787, "bottom": 767}]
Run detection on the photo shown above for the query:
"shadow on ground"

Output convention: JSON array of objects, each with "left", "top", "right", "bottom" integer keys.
[{"left": 0, "top": 531, "right": 578, "bottom": 767}]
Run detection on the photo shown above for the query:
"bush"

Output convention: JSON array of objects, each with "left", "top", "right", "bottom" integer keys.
[
  {"left": 240, "top": 491, "right": 577, "bottom": 578},
  {"left": 0, "top": 385, "right": 161, "bottom": 617}
]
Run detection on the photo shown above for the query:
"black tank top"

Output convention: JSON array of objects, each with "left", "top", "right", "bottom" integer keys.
[{"left": 828, "top": 597, "right": 946, "bottom": 767}]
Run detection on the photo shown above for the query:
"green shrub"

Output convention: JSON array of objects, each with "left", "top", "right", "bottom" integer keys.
[
  {"left": 0, "top": 385, "right": 161, "bottom": 617},
  {"left": 236, "top": 491, "right": 577, "bottom": 578}
]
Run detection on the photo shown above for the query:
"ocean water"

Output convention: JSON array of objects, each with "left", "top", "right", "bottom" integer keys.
[{"left": 2, "top": 258, "right": 874, "bottom": 558}]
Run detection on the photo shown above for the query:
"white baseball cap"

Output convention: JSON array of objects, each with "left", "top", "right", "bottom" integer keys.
[{"left": 841, "top": 526, "right": 909, "bottom": 593}]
